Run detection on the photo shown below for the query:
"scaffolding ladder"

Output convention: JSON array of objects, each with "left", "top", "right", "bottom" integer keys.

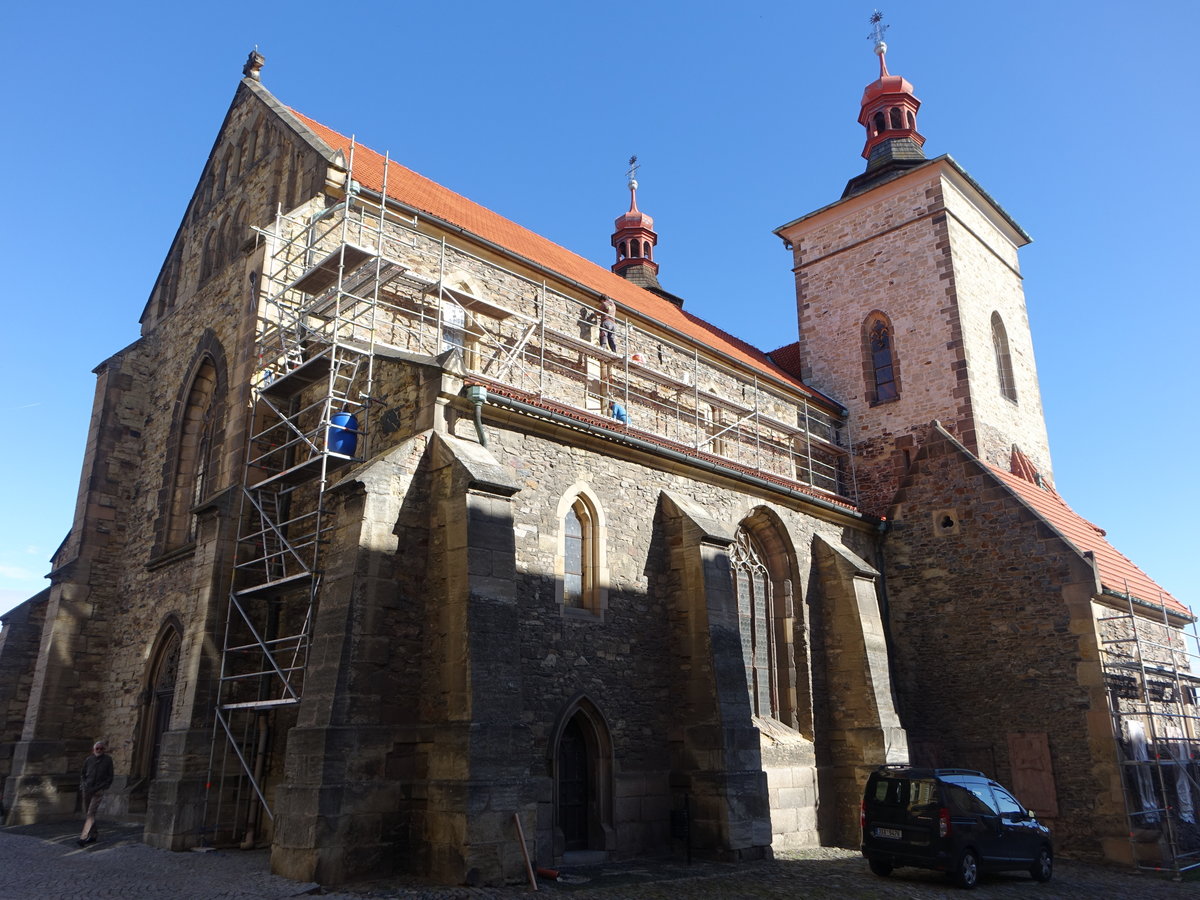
[
  {"left": 1098, "top": 591, "right": 1200, "bottom": 879},
  {"left": 204, "top": 146, "right": 409, "bottom": 844}
]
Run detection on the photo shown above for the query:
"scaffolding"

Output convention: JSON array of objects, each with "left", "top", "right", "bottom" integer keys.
[
  {"left": 204, "top": 144, "right": 858, "bottom": 842},
  {"left": 1098, "top": 591, "right": 1200, "bottom": 878}
]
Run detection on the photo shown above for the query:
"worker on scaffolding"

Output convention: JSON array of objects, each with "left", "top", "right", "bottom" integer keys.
[
  {"left": 598, "top": 295, "right": 618, "bottom": 353},
  {"left": 609, "top": 398, "right": 630, "bottom": 425}
]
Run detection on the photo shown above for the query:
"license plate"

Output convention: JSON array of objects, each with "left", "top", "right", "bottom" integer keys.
[{"left": 875, "top": 827, "right": 902, "bottom": 839}]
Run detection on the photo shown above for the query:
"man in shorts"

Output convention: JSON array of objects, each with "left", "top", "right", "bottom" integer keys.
[{"left": 78, "top": 740, "right": 113, "bottom": 846}]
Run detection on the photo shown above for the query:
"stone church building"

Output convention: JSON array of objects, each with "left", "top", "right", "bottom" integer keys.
[{"left": 1, "top": 41, "right": 1195, "bottom": 885}]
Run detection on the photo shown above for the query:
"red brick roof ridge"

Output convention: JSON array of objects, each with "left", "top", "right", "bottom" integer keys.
[{"left": 285, "top": 105, "right": 831, "bottom": 408}]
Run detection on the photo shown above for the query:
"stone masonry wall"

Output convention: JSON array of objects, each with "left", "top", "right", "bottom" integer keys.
[
  {"left": 448, "top": 404, "right": 893, "bottom": 864},
  {"left": 4, "top": 80, "right": 333, "bottom": 837},
  {"left": 0, "top": 594, "right": 48, "bottom": 801},
  {"left": 940, "top": 179, "right": 1052, "bottom": 481},
  {"left": 786, "top": 170, "right": 968, "bottom": 515},
  {"left": 780, "top": 163, "right": 1048, "bottom": 514},
  {"left": 884, "top": 427, "right": 1122, "bottom": 855}
]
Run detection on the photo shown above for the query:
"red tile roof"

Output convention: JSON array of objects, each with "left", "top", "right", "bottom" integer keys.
[
  {"left": 768, "top": 341, "right": 803, "bottom": 378},
  {"left": 288, "top": 108, "right": 828, "bottom": 407},
  {"left": 987, "top": 464, "right": 1189, "bottom": 619}
]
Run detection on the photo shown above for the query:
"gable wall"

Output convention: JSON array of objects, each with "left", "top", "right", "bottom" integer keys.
[
  {"left": 4, "top": 84, "right": 335, "bottom": 825},
  {"left": 884, "top": 429, "right": 1121, "bottom": 854}
]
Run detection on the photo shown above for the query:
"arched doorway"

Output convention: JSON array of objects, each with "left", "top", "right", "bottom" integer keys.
[
  {"left": 137, "top": 625, "right": 182, "bottom": 781},
  {"left": 557, "top": 717, "right": 590, "bottom": 850},
  {"left": 550, "top": 697, "right": 614, "bottom": 858}
]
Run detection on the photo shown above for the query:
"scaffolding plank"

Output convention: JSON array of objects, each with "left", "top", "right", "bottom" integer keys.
[
  {"left": 249, "top": 453, "right": 353, "bottom": 488},
  {"left": 259, "top": 354, "right": 332, "bottom": 399},
  {"left": 220, "top": 697, "right": 300, "bottom": 711},
  {"left": 291, "top": 244, "right": 376, "bottom": 295},
  {"left": 234, "top": 572, "right": 313, "bottom": 599}
]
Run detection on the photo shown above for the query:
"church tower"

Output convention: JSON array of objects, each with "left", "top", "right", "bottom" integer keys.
[{"left": 773, "top": 18, "right": 1052, "bottom": 515}]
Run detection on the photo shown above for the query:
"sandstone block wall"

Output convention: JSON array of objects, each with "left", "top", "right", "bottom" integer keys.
[
  {"left": 779, "top": 162, "right": 1050, "bottom": 514},
  {"left": 941, "top": 178, "right": 1051, "bottom": 480},
  {"left": 884, "top": 427, "right": 1123, "bottom": 855}
]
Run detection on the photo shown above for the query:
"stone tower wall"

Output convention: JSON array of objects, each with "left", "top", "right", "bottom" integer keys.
[
  {"left": 782, "top": 162, "right": 1051, "bottom": 513},
  {"left": 940, "top": 177, "right": 1052, "bottom": 480},
  {"left": 788, "top": 169, "right": 968, "bottom": 514}
]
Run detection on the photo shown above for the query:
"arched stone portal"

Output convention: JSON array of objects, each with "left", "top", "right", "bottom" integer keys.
[{"left": 549, "top": 697, "right": 614, "bottom": 859}]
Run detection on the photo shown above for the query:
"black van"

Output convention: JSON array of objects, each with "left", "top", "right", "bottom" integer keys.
[{"left": 861, "top": 766, "right": 1053, "bottom": 888}]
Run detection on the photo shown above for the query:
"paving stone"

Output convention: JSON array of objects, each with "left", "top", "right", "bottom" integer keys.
[{"left": 3, "top": 824, "right": 1193, "bottom": 899}]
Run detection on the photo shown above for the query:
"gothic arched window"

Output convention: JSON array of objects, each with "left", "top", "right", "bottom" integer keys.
[
  {"left": 200, "top": 228, "right": 217, "bottom": 282},
  {"left": 563, "top": 499, "right": 592, "bottom": 609},
  {"left": 731, "top": 528, "right": 776, "bottom": 717},
  {"left": 557, "top": 488, "right": 608, "bottom": 617},
  {"left": 166, "top": 359, "right": 219, "bottom": 548},
  {"left": 992, "top": 311, "right": 1017, "bottom": 402},
  {"left": 864, "top": 312, "right": 900, "bottom": 403}
]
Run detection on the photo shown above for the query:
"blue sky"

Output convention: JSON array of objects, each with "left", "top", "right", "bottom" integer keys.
[{"left": 1, "top": 1, "right": 1196, "bottom": 618}]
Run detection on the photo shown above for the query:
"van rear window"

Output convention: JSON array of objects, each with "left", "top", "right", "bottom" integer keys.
[{"left": 871, "top": 777, "right": 936, "bottom": 808}]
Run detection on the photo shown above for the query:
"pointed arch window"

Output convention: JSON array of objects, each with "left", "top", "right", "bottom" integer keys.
[
  {"left": 557, "top": 489, "right": 608, "bottom": 618},
  {"left": 166, "top": 359, "right": 219, "bottom": 549},
  {"left": 991, "top": 311, "right": 1017, "bottom": 402},
  {"left": 563, "top": 500, "right": 591, "bottom": 609},
  {"left": 731, "top": 528, "right": 776, "bottom": 717},
  {"left": 864, "top": 312, "right": 900, "bottom": 403},
  {"left": 200, "top": 229, "right": 217, "bottom": 282}
]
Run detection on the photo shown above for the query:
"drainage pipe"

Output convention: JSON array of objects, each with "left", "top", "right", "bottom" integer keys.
[{"left": 466, "top": 385, "right": 488, "bottom": 447}]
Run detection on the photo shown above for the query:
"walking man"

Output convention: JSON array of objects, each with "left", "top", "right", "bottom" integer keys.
[{"left": 78, "top": 740, "right": 113, "bottom": 846}]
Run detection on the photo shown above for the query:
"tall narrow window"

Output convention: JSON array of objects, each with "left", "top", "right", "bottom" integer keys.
[
  {"left": 864, "top": 313, "right": 899, "bottom": 403},
  {"left": 200, "top": 229, "right": 217, "bottom": 282},
  {"left": 166, "top": 360, "right": 218, "bottom": 548},
  {"left": 558, "top": 488, "right": 607, "bottom": 617},
  {"left": 992, "top": 311, "right": 1017, "bottom": 402},
  {"left": 563, "top": 500, "right": 590, "bottom": 609},
  {"left": 731, "top": 528, "right": 776, "bottom": 717}
]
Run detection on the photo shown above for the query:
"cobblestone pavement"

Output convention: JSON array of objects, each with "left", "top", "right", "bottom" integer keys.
[{"left": 1, "top": 823, "right": 1194, "bottom": 900}]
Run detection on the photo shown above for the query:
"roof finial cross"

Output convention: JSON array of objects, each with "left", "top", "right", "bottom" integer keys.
[
  {"left": 867, "top": 10, "right": 889, "bottom": 46},
  {"left": 626, "top": 154, "right": 640, "bottom": 190}
]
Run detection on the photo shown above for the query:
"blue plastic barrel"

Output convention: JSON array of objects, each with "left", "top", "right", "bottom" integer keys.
[{"left": 328, "top": 412, "right": 359, "bottom": 456}]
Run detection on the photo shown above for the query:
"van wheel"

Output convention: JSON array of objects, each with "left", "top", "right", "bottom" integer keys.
[
  {"left": 1029, "top": 846, "right": 1052, "bottom": 882},
  {"left": 868, "top": 857, "right": 893, "bottom": 877},
  {"left": 952, "top": 848, "right": 979, "bottom": 889}
]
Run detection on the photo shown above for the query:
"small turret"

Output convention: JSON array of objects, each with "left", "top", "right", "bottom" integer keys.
[
  {"left": 843, "top": 13, "right": 927, "bottom": 198},
  {"left": 611, "top": 155, "right": 662, "bottom": 290}
]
